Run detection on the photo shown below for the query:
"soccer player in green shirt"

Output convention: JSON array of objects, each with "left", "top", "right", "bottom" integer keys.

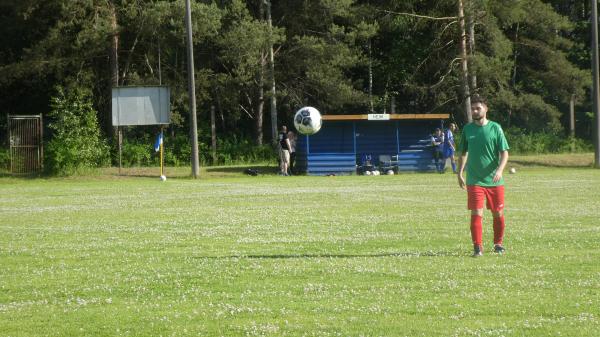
[{"left": 457, "top": 95, "right": 510, "bottom": 257}]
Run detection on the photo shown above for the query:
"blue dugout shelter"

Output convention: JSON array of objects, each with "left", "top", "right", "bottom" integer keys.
[{"left": 295, "top": 113, "right": 450, "bottom": 175}]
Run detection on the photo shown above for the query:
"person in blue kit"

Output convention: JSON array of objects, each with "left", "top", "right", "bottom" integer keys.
[
  {"left": 431, "top": 127, "right": 445, "bottom": 173},
  {"left": 443, "top": 122, "right": 458, "bottom": 173}
]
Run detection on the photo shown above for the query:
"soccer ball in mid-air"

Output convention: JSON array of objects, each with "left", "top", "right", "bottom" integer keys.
[
  {"left": 509, "top": 167, "right": 516, "bottom": 174},
  {"left": 294, "top": 107, "right": 322, "bottom": 135}
]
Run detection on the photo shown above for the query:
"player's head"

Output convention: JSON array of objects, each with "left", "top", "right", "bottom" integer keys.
[
  {"left": 434, "top": 127, "right": 442, "bottom": 136},
  {"left": 281, "top": 125, "right": 287, "bottom": 132},
  {"left": 470, "top": 95, "right": 488, "bottom": 121},
  {"left": 449, "top": 122, "right": 457, "bottom": 131}
]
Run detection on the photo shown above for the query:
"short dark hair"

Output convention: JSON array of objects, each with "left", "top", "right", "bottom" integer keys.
[{"left": 471, "top": 95, "right": 488, "bottom": 106}]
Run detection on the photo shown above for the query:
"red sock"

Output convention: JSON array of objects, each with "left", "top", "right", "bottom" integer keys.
[
  {"left": 470, "top": 215, "right": 483, "bottom": 246},
  {"left": 493, "top": 216, "right": 505, "bottom": 245}
]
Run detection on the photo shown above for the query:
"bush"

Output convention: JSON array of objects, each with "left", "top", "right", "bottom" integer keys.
[
  {"left": 504, "top": 127, "right": 592, "bottom": 154},
  {"left": 215, "top": 136, "right": 275, "bottom": 165},
  {"left": 116, "top": 133, "right": 276, "bottom": 167},
  {"left": 45, "top": 87, "right": 110, "bottom": 175},
  {"left": 0, "top": 147, "right": 9, "bottom": 171},
  {"left": 557, "top": 136, "right": 594, "bottom": 153},
  {"left": 164, "top": 134, "right": 192, "bottom": 166},
  {"left": 121, "top": 140, "right": 154, "bottom": 167}
]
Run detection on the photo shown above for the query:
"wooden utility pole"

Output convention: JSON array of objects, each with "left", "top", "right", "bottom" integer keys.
[
  {"left": 108, "top": 1, "right": 121, "bottom": 173},
  {"left": 109, "top": 1, "right": 119, "bottom": 141},
  {"left": 468, "top": 0, "right": 477, "bottom": 92},
  {"left": 255, "top": 0, "right": 266, "bottom": 146},
  {"left": 185, "top": 0, "right": 200, "bottom": 178},
  {"left": 569, "top": 94, "right": 575, "bottom": 138},
  {"left": 109, "top": 3, "right": 119, "bottom": 88},
  {"left": 265, "top": 0, "right": 278, "bottom": 145},
  {"left": 592, "top": 0, "right": 600, "bottom": 168},
  {"left": 256, "top": 61, "right": 265, "bottom": 145},
  {"left": 211, "top": 105, "right": 217, "bottom": 164},
  {"left": 458, "top": 0, "right": 472, "bottom": 123},
  {"left": 368, "top": 40, "right": 374, "bottom": 114},
  {"left": 158, "top": 40, "right": 162, "bottom": 85}
]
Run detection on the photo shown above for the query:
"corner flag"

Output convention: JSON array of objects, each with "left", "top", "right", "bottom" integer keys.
[{"left": 154, "top": 131, "right": 163, "bottom": 152}]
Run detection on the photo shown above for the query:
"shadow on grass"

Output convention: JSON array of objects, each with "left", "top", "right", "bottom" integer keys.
[
  {"left": 195, "top": 251, "right": 461, "bottom": 259},
  {"left": 109, "top": 164, "right": 281, "bottom": 179},
  {"left": 101, "top": 167, "right": 192, "bottom": 179},
  {"left": 205, "top": 164, "right": 279, "bottom": 175}
]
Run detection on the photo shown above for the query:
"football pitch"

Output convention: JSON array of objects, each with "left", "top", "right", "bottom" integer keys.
[{"left": 1, "top": 166, "right": 599, "bottom": 336}]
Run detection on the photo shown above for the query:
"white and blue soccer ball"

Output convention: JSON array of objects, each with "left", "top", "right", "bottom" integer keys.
[{"left": 294, "top": 106, "right": 322, "bottom": 136}]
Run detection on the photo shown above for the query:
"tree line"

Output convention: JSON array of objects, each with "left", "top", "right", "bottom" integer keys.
[{"left": 0, "top": 0, "right": 595, "bottom": 159}]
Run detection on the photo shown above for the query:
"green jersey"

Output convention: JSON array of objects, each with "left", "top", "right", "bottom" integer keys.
[{"left": 457, "top": 121, "right": 509, "bottom": 186}]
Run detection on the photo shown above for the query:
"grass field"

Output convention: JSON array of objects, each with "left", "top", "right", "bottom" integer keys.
[{"left": 1, "top": 159, "right": 599, "bottom": 336}]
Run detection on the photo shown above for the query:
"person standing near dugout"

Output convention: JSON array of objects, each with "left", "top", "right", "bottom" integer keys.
[
  {"left": 431, "top": 128, "right": 445, "bottom": 173},
  {"left": 443, "top": 122, "right": 458, "bottom": 173},
  {"left": 278, "top": 125, "right": 292, "bottom": 176},
  {"left": 287, "top": 130, "right": 297, "bottom": 175},
  {"left": 457, "top": 95, "right": 510, "bottom": 257}
]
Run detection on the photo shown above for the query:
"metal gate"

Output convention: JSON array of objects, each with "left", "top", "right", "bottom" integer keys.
[{"left": 8, "top": 115, "right": 43, "bottom": 174}]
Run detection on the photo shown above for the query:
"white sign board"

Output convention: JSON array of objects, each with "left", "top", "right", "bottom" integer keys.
[
  {"left": 112, "top": 86, "right": 170, "bottom": 126},
  {"left": 368, "top": 113, "right": 390, "bottom": 121}
]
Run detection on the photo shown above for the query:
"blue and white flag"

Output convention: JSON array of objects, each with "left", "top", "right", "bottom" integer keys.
[{"left": 154, "top": 131, "right": 163, "bottom": 152}]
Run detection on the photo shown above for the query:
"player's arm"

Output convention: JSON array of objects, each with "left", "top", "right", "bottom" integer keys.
[
  {"left": 457, "top": 152, "right": 468, "bottom": 189},
  {"left": 493, "top": 151, "right": 509, "bottom": 183},
  {"left": 285, "top": 139, "right": 292, "bottom": 151}
]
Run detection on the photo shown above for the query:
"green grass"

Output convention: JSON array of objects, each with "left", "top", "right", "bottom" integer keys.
[{"left": 1, "top": 163, "right": 599, "bottom": 336}]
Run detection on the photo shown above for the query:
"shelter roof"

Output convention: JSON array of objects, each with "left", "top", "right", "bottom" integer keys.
[{"left": 321, "top": 113, "right": 450, "bottom": 121}]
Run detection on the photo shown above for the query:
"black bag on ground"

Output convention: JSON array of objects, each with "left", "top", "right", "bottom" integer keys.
[{"left": 244, "top": 168, "right": 259, "bottom": 176}]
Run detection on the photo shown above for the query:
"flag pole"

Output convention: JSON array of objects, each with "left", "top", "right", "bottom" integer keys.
[{"left": 160, "top": 127, "right": 164, "bottom": 177}]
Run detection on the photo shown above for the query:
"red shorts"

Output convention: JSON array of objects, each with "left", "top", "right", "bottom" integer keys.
[{"left": 467, "top": 185, "right": 505, "bottom": 211}]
